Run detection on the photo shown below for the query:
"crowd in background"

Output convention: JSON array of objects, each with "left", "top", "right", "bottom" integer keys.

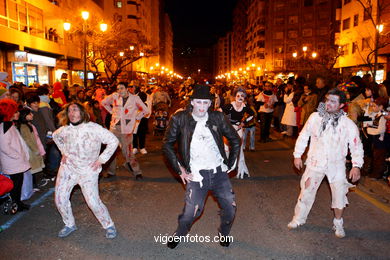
[{"left": 0, "top": 70, "right": 389, "bottom": 214}]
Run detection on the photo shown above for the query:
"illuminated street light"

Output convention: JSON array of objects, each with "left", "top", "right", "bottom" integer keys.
[
  {"left": 63, "top": 22, "right": 71, "bottom": 31},
  {"left": 377, "top": 24, "right": 384, "bottom": 33},
  {"left": 119, "top": 51, "right": 124, "bottom": 57},
  {"left": 100, "top": 23, "right": 108, "bottom": 32},
  {"left": 311, "top": 52, "right": 317, "bottom": 58},
  {"left": 140, "top": 52, "right": 144, "bottom": 57},
  {"left": 81, "top": 11, "right": 89, "bottom": 21},
  {"left": 292, "top": 52, "right": 298, "bottom": 58},
  {"left": 129, "top": 45, "right": 135, "bottom": 51},
  {"left": 302, "top": 46, "right": 308, "bottom": 52}
]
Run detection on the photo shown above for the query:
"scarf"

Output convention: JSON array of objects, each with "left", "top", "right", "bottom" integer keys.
[{"left": 317, "top": 102, "right": 345, "bottom": 133}]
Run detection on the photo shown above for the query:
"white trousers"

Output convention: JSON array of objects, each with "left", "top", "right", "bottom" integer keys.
[
  {"left": 291, "top": 168, "right": 353, "bottom": 224},
  {"left": 55, "top": 164, "right": 114, "bottom": 229}
]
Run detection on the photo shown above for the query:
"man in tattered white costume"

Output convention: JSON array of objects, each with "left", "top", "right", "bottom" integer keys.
[{"left": 288, "top": 88, "right": 364, "bottom": 238}]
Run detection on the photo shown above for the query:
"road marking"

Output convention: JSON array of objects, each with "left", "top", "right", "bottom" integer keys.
[
  {"left": 0, "top": 188, "right": 55, "bottom": 232},
  {"left": 355, "top": 188, "right": 390, "bottom": 214}
]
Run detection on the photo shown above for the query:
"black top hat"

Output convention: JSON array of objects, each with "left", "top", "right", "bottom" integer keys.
[{"left": 190, "top": 84, "right": 214, "bottom": 100}]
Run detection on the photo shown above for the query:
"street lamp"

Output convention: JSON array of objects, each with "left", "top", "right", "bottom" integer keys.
[{"left": 63, "top": 11, "right": 107, "bottom": 88}]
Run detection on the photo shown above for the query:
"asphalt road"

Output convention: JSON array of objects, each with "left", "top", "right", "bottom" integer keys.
[{"left": 1, "top": 131, "right": 390, "bottom": 260}]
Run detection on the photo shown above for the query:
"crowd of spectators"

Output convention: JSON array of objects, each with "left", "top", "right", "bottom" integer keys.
[{"left": 0, "top": 71, "right": 389, "bottom": 214}]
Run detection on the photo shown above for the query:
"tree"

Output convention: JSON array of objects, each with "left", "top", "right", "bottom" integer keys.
[
  {"left": 87, "top": 22, "right": 157, "bottom": 84},
  {"left": 356, "top": 0, "right": 390, "bottom": 80}
]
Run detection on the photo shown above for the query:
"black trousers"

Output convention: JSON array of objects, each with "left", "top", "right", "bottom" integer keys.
[
  {"left": 259, "top": 112, "right": 273, "bottom": 141},
  {"left": 10, "top": 172, "right": 24, "bottom": 204},
  {"left": 133, "top": 118, "right": 148, "bottom": 149}
]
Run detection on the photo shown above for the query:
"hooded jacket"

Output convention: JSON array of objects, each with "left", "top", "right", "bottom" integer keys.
[{"left": 163, "top": 107, "right": 240, "bottom": 175}]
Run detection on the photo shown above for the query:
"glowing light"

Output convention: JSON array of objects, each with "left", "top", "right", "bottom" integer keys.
[
  {"left": 311, "top": 52, "right": 317, "bottom": 58},
  {"left": 302, "top": 46, "right": 308, "bottom": 52},
  {"left": 119, "top": 52, "right": 124, "bottom": 57},
  {"left": 129, "top": 46, "right": 135, "bottom": 51},
  {"left": 100, "top": 23, "right": 108, "bottom": 32},
  {"left": 81, "top": 11, "right": 89, "bottom": 21},
  {"left": 140, "top": 52, "right": 144, "bottom": 57},
  {"left": 63, "top": 22, "right": 71, "bottom": 31},
  {"left": 377, "top": 24, "right": 384, "bottom": 33},
  {"left": 292, "top": 52, "right": 298, "bottom": 58}
]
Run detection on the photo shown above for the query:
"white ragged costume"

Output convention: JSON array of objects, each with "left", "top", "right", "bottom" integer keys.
[
  {"left": 291, "top": 111, "right": 364, "bottom": 225},
  {"left": 53, "top": 122, "right": 119, "bottom": 229}
]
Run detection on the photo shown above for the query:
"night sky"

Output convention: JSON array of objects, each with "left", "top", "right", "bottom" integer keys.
[{"left": 165, "top": 0, "right": 238, "bottom": 49}]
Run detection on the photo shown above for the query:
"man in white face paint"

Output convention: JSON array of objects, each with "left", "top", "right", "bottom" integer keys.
[
  {"left": 288, "top": 88, "right": 364, "bottom": 238},
  {"left": 163, "top": 85, "right": 240, "bottom": 249}
]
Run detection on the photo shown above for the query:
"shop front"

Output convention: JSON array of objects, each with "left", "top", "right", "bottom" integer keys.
[{"left": 8, "top": 51, "right": 56, "bottom": 86}]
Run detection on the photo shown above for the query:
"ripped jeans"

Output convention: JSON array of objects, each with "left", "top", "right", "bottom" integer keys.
[{"left": 175, "top": 167, "right": 236, "bottom": 236}]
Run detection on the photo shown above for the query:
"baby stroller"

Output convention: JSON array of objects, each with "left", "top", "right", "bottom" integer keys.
[
  {"left": 0, "top": 173, "right": 18, "bottom": 215},
  {"left": 153, "top": 102, "right": 169, "bottom": 136}
]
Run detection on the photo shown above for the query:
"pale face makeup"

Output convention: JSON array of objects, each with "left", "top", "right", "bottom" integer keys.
[
  {"left": 191, "top": 99, "right": 212, "bottom": 118},
  {"left": 325, "top": 94, "right": 342, "bottom": 113}
]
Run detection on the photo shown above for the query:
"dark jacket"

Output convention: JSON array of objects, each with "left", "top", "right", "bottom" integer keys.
[{"left": 163, "top": 108, "right": 240, "bottom": 175}]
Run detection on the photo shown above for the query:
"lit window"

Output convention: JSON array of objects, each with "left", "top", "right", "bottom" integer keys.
[{"left": 114, "top": 0, "right": 123, "bottom": 8}]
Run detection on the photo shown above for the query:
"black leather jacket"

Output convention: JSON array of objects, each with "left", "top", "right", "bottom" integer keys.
[{"left": 163, "top": 108, "right": 240, "bottom": 175}]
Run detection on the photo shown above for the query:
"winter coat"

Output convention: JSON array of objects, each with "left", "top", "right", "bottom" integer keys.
[
  {"left": 281, "top": 92, "right": 296, "bottom": 126},
  {"left": 101, "top": 92, "right": 150, "bottom": 134},
  {"left": 298, "top": 92, "right": 318, "bottom": 126},
  {"left": 19, "top": 124, "right": 44, "bottom": 174},
  {"left": 0, "top": 122, "right": 30, "bottom": 175}
]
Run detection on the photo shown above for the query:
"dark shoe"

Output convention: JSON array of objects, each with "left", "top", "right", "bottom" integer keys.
[
  {"left": 218, "top": 232, "right": 231, "bottom": 247},
  {"left": 249, "top": 149, "right": 255, "bottom": 152},
  {"left": 265, "top": 138, "right": 274, "bottom": 142},
  {"left": 18, "top": 202, "right": 30, "bottom": 211},
  {"left": 135, "top": 174, "right": 143, "bottom": 181},
  {"left": 167, "top": 240, "right": 179, "bottom": 249}
]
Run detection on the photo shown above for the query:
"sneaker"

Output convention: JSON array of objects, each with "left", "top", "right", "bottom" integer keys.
[
  {"left": 133, "top": 148, "right": 138, "bottom": 154},
  {"left": 140, "top": 148, "right": 148, "bottom": 154},
  {"left": 287, "top": 219, "right": 303, "bottom": 229},
  {"left": 333, "top": 218, "right": 345, "bottom": 238},
  {"left": 105, "top": 226, "right": 117, "bottom": 239},
  {"left": 58, "top": 225, "right": 77, "bottom": 238}
]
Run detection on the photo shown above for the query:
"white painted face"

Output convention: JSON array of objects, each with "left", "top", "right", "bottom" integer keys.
[
  {"left": 235, "top": 92, "right": 246, "bottom": 103},
  {"left": 191, "top": 98, "right": 212, "bottom": 118},
  {"left": 117, "top": 84, "right": 128, "bottom": 97},
  {"left": 325, "top": 94, "right": 342, "bottom": 113}
]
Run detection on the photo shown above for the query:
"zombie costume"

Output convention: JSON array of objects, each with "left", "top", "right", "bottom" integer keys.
[
  {"left": 290, "top": 104, "right": 364, "bottom": 226},
  {"left": 163, "top": 85, "right": 240, "bottom": 248},
  {"left": 102, "top": 92, "right": 149, "bottom": 177},
  {"left": 223, "top": 101, "right": 254, "bottom": 178},
  {"left": 53, "top": 122, "right": 119, "bottom": 230}
]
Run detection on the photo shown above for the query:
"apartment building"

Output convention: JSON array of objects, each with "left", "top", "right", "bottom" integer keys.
[
  {"left": 0, "top": 0, "right": 104, "bottom": 85},
  {"left": 334, "top": 0, "right": 389, "bottom": 81}
]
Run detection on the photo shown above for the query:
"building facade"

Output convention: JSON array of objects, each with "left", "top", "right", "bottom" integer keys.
[
  {"left": 334, "top": 0, "right": 389, "bottom": 81},
  {"left": 0, "top": 0, "right": 104, "bottom": 86},
  {"left": 219, "top": 0, "right": 340, "bottom": 81},
  {"left": 214, "top": 32, "right": 232, "bottom": 77}
]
